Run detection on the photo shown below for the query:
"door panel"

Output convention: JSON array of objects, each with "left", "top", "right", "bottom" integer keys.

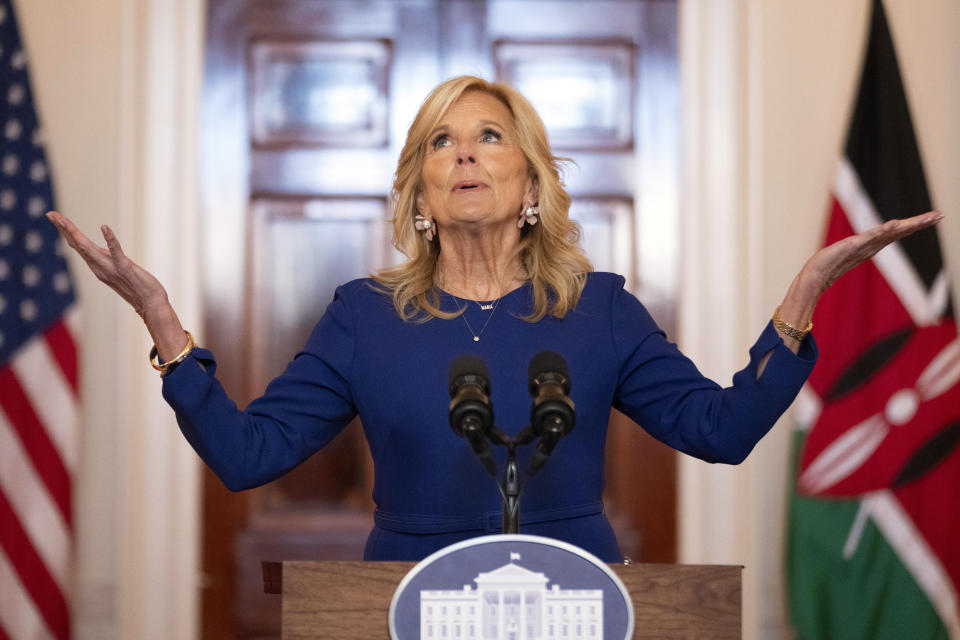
[
  {"left": 203, "top": 2, "right": 678, "bottom": 637},
  {"left": 495, "top": 40, "right": 636, "bottom": 150}
]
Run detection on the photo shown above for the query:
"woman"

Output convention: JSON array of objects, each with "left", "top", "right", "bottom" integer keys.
[{"left": 47, "top": 76, "right": 942, "bottom": 562}]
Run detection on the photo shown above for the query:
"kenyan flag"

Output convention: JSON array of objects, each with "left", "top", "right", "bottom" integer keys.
[{"left": 786, "top": 1, "right": 960, "bottom": 638}]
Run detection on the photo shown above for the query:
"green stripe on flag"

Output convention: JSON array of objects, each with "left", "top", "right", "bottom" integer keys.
[{"left": 786, "top": 430, "right": 948, "bottom": 639}]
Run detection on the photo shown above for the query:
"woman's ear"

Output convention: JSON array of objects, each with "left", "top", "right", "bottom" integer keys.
[
  {"left": 416, "top": 191, "right": 429, "bottom": 216},
  {"left": 524, "top": 175, "right": 540, "bottom": 208}
]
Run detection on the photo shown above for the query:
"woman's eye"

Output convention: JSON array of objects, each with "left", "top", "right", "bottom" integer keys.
[
  {"left": 431, "top": 134, "right": 450, "bottom": 150},
  {"left": 480, "top": 129, "right": 501, "bottom": 143}
]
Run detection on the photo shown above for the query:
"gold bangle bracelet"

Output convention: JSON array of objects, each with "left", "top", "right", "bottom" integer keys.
[
  {"left": 149, "top": 331, "right": 196, "bottom": 374},
  {"left": 773, "top": 307, "right": 812, "bottom": 341}
]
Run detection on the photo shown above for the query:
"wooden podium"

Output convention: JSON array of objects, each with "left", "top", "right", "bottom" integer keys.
[{"left": 262, "top": 561, "right": 741, "bottom": 639}]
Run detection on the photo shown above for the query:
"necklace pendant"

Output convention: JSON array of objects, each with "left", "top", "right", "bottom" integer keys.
[
  {"left": 478, "top": 302, "right": 494, "bottom": 310},
  {"left": 473, "top": 336, "right": 480, "bottom": 342}
]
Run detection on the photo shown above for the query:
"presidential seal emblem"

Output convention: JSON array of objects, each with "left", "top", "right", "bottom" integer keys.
[{"left": 389, "top": 534, "right": 634, "bottom": 639}]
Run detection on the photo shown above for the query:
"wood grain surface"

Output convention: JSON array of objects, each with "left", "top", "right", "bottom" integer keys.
[{"left": 277, "top": 561, "right": 740, "bottom": 639}]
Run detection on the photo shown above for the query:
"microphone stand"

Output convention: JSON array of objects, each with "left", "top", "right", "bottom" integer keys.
[
  {"left": 478, "top": 426, "right": 537, "bottom": 534},
  {"left": 450, "top": 352, "right": 573, "bottom": 534}
]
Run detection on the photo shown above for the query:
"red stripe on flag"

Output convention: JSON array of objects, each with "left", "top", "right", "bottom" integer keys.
[
  {"left": 895, "top": 444, "right": 960, "bottom": 596},
  {"left": 0, "top": 367, "right": 72, "bottom": 528},
  {"left": 0, "top": 620, "right": 10, "bottom": 640},
  {"left": 0, "top": 489, "right": 70, "bottom": 640},
  {"left": 44, "top": 320, "right": 79, "bottom": 396},
  {"left": 804, "top": 198, "right": 913, "bottom": 406}
]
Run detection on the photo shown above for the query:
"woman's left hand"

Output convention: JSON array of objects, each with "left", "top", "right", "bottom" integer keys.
[
  {"left": 802, "top": 210, "right": 943, "bottom": 294},
  {"left": 774, "top": 210, "right": 944, "bottom": 353}
]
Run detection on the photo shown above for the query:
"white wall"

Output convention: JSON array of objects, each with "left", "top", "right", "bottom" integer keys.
[
  {"left": 13, "top": 1, "right": 204, "bottom": 638},
  {"left": 680, "top": 1, "right": 960, "bottom": 638}
]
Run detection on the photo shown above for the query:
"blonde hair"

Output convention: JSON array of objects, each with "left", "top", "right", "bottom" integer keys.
[{"left": 373, "top": 76, "right": 592, "bottom": 322}]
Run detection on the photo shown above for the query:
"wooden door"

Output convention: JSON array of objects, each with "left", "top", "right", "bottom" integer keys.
[{"left": 201, "top": 1, "right": 678, "bottom": 637}]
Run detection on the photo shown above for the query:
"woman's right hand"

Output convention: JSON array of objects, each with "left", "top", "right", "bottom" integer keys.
[
  {"left": 46, "top": 211, "right": 190, "bottom": 359},
  {"left": 46, "top": 211, "right": 169, "bottom": 316}
]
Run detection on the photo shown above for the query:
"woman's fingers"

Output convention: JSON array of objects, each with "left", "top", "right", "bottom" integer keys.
[
  {"left": 47, "top": 211, "right": 133, "bottom": 287},
  {"left": 47, "top": 212, "right": 171, "bottom": 317},
  {"left": 879, "top": 210, "right": 940, "bottom": 240},
  {"left": 100, "top": 224, "right": 127, "bottom": 261},
  {"left": 814, "top": 210, "right": 944, "bottom": 290},
  {"left": 46, "top": 211, "right": 84, "bottom": 251},
  {"left": 47, "top": 210, "right": 86, "bottom": 244},
  {"left": 857, "top": 211, "right": 941, "bottom": 262},
  {"left": 46, "top": 211, "right": 113, "bottom": 270},
  {"left": 45, "top": 212, "right": 183, "bottom": 340}
]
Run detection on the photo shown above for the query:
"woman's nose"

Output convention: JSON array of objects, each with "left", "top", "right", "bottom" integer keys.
[{"left": 456, "top": 145, "right": 476, "bottom": 165}]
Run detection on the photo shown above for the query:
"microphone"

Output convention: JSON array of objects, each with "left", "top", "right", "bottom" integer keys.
[
  {"left": 528, "top": 351, "right": 575, "bottom": 474},
  {"left": 449, "top": 355, "right": 497, "bottom": 475}
]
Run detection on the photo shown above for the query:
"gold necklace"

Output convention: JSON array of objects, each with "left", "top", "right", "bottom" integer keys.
[{"left": 454, "top": 295, "right": 501, "bottom": 342}]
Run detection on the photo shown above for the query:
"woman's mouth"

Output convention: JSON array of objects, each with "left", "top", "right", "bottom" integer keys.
[{"left": 452, "top": 181, "right": 486, "bottom": 191}]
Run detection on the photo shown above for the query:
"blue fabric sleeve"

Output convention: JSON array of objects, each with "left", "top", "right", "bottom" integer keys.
[
  {"left": 161, "top": 286, "right": 359, "bottom": 490},
  {"left": 610, "top": 276, "right": 817, "bottom": 464}
]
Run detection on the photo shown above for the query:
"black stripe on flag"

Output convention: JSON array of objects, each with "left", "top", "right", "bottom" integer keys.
[{"left": 844, "top": 0, "right": 942, "bottom": 291}]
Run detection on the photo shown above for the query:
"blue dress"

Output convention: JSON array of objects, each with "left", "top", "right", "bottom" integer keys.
[{"left": 162, "top": 272, "right": 817, "bottom": 561}]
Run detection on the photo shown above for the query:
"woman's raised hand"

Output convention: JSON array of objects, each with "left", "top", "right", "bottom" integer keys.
[
  {"left": 46, "top": 211, "right": 189, "bottom": 360},
  {"left": 775, "top": 210, "right": 944, "bottom": 352},
  {"left": 46, "top": 211, "right": 168, "bottom": 317},
  {"left": 803, "top": 210, "right": 943, "bottom": 293}
]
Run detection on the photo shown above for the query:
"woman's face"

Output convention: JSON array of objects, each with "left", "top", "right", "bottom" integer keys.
[{"left": 417, "top": 91, "right": 535, "bottom": 234}]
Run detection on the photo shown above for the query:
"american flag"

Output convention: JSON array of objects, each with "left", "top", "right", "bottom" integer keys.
[{"left": 1, "top": 1, "right": 79, "bottom": 639}]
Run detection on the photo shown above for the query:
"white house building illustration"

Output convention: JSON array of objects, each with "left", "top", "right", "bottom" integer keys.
[{"left": 420, "top": 554, "right": 603, "bottom": 640}]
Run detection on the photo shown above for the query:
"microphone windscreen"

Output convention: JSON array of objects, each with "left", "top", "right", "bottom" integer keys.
[
  {"left": 528, "top": 351, "right": 569, "bottom": 392},
  {"left": 449, "top": 354, "right": 490, "bottom": 396}
]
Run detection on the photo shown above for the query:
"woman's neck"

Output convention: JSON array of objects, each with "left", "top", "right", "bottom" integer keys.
[{"left": 435, "top": 229, "right": 525, "bottom": 301}]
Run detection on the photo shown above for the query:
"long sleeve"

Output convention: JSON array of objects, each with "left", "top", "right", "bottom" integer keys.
[
  {"left": 161, "top": 286, "right": 359, "bottom": 490},
  {"left": 610, "top": 277, "right": 817, "bottom": 464}
]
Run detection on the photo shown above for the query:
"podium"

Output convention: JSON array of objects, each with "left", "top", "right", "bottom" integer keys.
[{"left": 262, "top": 561, "right": 741, "bottom": 639}]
